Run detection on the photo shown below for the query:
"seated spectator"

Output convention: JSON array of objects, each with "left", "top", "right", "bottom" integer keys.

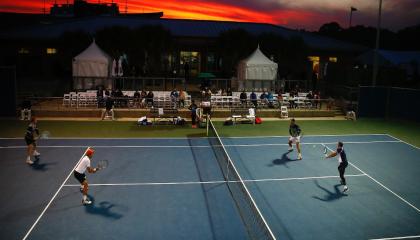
[
  {"left": 133, "top": 90, "right": 141, "bottom": 108},
  {"left": 289, "top": 92, "right": 296, "bottom": 109},
  {"left": 146, "top": 91, "right": 154, "bottom": 107},
  {"left": 226, "top": 88, "right": 232, "bottom": 96},
  {"left": 314, "top": 91, "right": 321, "bottom": 109},
  {"left": 250, "top": 91, "right": 257, "bottom": 108},
  {"left": 20, "top": 99, "right": 32, "bottom": 120},
  {"left": 240, "top": 90, "right": 247, "bottom": 106},
  {"left": 205, "top": 88, "right": 212, "bottom": 100},
  {"left": 260, "top": 92, "right": 268, "bottom": 106},
  {"left": 178, "top": 90, "right": 186, "bottom": 108},
  {"left": 170, "top": 88, "right": 179, "bottom": 108},
  {"left": 267, "top": 92, "right": 274, "bottom": 108}
]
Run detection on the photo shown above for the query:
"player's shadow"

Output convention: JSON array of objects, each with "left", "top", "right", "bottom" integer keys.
[
  {"left": 84, "top": 195, "right": 124, "bottom": 220},
  {"left": 30, "top": 160, "right": 57, "bottom": 171},
  {"left": 312, "top": 180, "right": 347, "bottom": 202},
  {"left": 268, "top": 151, "right": 297, "bottom": 168}
]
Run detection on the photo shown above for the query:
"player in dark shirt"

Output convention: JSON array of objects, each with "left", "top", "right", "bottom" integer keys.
[
  {"left": 24, "top": 117, "right": 41, "bottom": 164},
  {"left": 288, "top": 118, "right": 302, "bottom": 160},
  {"left": 325, "top": 141, "right": 349, "bottom": 193}
]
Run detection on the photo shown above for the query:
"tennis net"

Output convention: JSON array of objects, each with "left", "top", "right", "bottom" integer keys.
[{"left": 207, "top": 119, "right": 276, "bottom": 240}]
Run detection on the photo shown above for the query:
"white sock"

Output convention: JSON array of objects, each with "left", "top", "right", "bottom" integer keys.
[
  {"left": 83, "top": 195, "right": 87, "bottom": 201},
  {"left": 27, "top": 156, "right": 31, "bottom": 161},
  {"left": 34, "top": 150, "right": 40, "bottom": 156}
]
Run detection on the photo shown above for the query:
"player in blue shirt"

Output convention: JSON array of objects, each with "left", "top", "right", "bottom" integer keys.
[
  {"left": 325, "top": 141, "right": 349, "bottom": 193},
  {"left": 288, "top": 118, "right": 302, "bottom": 160}
]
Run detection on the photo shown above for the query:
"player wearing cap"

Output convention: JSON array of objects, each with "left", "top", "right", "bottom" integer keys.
[
  {"left": 288, "top": 118, "right": 302, "bottom": 160},
  {"left": 325, "top": 142, "right": 349, "bottom": 193},
  {"left": 24, "top": 117, "right": 41, "bottom": 164},
  {"left": 74, "top": 148, "right": 98, "bottom": 205}
]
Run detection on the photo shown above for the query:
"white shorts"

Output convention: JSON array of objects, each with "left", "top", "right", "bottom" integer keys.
[{"left": 289, "top": 136, "right": 301, "bottom": 143}]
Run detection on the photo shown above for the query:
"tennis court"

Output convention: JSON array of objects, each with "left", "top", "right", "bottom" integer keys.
[{"left": 0, "top": 124, "right": 419, "bottom": 239}]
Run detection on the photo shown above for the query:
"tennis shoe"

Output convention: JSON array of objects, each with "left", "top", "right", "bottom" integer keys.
[
  {"left": 82, "top": 199, "right": 92, "bottom": 205},
  {"left": 26, "top": 159, "right": 34, "bottom": 165},
  {"left": 343, "top": 186, "right": 349, "bottom": 193},
  {"left": 297, "top": 153, "right": 302, "bottom": 160}
]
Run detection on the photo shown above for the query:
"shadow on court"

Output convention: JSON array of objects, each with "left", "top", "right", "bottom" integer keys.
[
  {"left": 268, "top": 151, "right": 299, "bottom": 168},
  {"left": 312, "top": 180, "right": 347, "bottom": 202},
  {"left": 84, "top": 195, "right": 124, "bottom": 220},
  {"left": 30, "top": 160, "right": 57, "bottom": 171}
]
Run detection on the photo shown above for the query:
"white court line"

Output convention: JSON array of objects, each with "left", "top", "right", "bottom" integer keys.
[
  {"left": 63, "top": 174, "right": 367, "bottom": 187},
  {"left": 323, "top": 145, "right": 420, "bottom": 213},
  {"left": 370, "top": 235, "right": 420, "bottom": 240},
  {"left": 0, "top": 133, "right": 390, "bottom": 140},
  {"left": 386, "top": 134, "right": 420, "bottom": 150},
  {"left": 0, "top": 140, "right": 401, "bottom": 149},
  {"left": 22, "top": 147, "right": 90, "bottom": 240},
  {"left": 226, "top": 133, "right": 390, "bottom": 138}
]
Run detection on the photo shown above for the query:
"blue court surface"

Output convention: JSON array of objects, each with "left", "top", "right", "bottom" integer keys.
[{"left": 0, "top": 134, "right": 419, "bottom": 240}]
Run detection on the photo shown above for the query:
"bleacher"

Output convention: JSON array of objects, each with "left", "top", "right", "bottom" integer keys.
[{"left": 62, "top": 90, "right": 191, "bottom": 109}]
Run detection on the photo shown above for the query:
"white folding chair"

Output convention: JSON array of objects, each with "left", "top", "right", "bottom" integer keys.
[
  {"left": 281, "top": 106, "right": 288, "bottom": 118},
  {"left": 247, "top": 108, "right": 256, "bottom": 124}
]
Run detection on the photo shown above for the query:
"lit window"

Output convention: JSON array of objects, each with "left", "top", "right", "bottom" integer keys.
[
  {"left": 18, "top": 48, "right": 30, "bottom": 54},
  {"left": 307, "top": 56, "right": 320, "bottom": 61},
  {"left": 329, "top": 57, "right": 338, "bottom": 62},
  {"left": 46, "top": 48, "right": 57, "bottom": 54}
]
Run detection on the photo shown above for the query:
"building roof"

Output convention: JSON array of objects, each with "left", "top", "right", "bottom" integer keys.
[
  {"left": 357, "top": 50, "right": 420, "bottom": 66},
  {"left": 1, "top": 16, "right": 366, "bottom": 52}
]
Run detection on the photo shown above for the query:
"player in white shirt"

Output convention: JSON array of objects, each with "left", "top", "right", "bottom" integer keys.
[{"left": 73, "top": 148, "right": 98, "bottom": 205}]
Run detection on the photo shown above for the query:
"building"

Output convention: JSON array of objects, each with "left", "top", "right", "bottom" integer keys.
[{"left": 0, "top": 12, "right": 366, "bottom": 95}]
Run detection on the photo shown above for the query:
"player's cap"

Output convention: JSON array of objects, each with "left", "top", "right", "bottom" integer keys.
[{"left": 86, "top": 148, "right": 95, "bottom": 156}]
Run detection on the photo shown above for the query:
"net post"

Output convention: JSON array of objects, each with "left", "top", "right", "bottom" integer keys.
[{"left": 206, "top": 114, "right": 209, "bottom": 137}]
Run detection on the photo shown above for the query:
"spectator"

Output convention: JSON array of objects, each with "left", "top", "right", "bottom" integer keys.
[
  {"left": 170, "top": 89, "right": 179, "bottom": 108},
  {"left": 289, "top": 92, "right": 296, "bottom": 109},
  {"left": 306, "top": 91, "right": 314, "bottom": 108},
  {"left": 314, "top": 91, "right": 321, "bottom": 109},
  {"left": 146, "top": 91, "right": 154, "bottom": 107},
  {"left": 178, "top": 90, "right": 186, "bottom": 108},
  {"left": 267, "top": 92, "right": 274, "bottom": 108},
  {"left": 188, "top": 100, "right": 198, "bottom": 128},
  {"left": 226, "top": 88, "right": 232, "bottom": 96},
  {"left": 20, "top": 98, "right": 32, "bottom": 120},
  {"left": 101, "top": 96, "right": 115, "bottom": 120},
  {"left": 205, "top": 88, "right": 212, "bottom": 100},
  {"left": 140, "top": 90, "right": 147, "bottom": 108},
  {"left": 260, "top": 92, "right": 268, "bottom": 106},
  {"left": 133, "top": 90, "right": 141, "bottom": 108},
  {"left": 250, "top": 91, "right": 257, "bottom": 108},
  {"left": 240, "top": 90, "right": 247, "bottom": 106}
]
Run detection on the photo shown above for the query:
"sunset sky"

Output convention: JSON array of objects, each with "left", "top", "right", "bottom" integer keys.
[{"left": 0, "top": 0, "right": 419, "bottom": 31}]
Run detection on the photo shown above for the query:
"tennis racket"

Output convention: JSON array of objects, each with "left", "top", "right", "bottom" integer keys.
[
  {"left": 97, "top": 159, "right": 109, "bottom": 170},
  {"left": 322, "top": 144, "right": 328, "bottom": 157}
]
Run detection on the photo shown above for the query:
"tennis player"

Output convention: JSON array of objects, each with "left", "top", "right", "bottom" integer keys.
[
  {"left": 325, "top": 142, "right": 349, "bottom": 193},
  {"left": 288, "top": 118, "right": 302, "bottom": 160},
  {"left": 74, "top": 148, "right": 98, "bottom": 205},
  {"left": 24, "top": 117, "right": 41, "bottom": 164}
]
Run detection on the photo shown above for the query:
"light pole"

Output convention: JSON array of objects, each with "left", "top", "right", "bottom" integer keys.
[
  {"left": 349, "top": 6, "right": 357, "bottom": 28},
  {"left": 372, "top": 0, "right": 383, "bottom": 86}
]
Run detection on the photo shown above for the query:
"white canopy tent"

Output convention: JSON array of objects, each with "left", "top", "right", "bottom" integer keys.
[
  {"left": 72, "top": 40, "right": 113, "bottom": 89},
  {"left": 237, "top": 45, "right": 278, "bottom": 90}
]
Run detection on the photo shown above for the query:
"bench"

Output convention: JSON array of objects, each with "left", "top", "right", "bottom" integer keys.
[
  {"left": 149, "top": 108, "right": 179, "bottom": 124},
  {"left": 231, "top": 108, "right": 256, "bottom": 124}
]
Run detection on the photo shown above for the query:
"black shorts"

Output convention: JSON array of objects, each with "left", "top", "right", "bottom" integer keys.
[
  {"left": 74, "top": 171, "right": 86, "bottom": 184},
  {"left": 25, "top": 136, "right": 36, "bottom": 146}
]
